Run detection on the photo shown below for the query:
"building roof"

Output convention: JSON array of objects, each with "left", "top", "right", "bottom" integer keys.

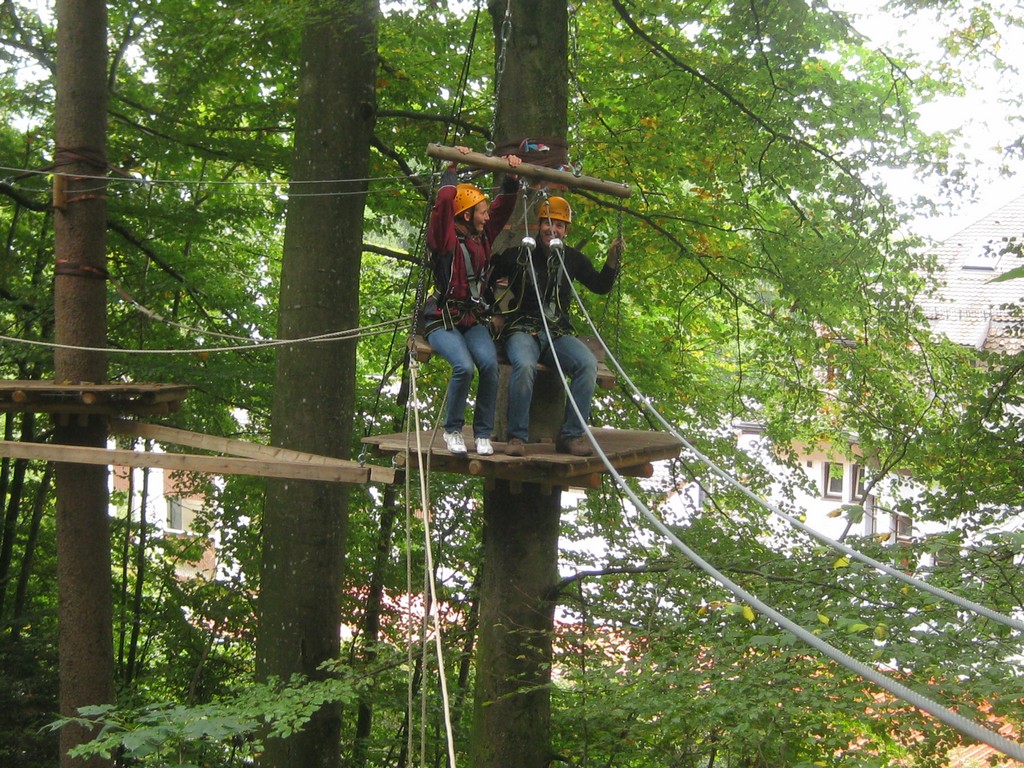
[{"left": 922, "top": 191, "right": 1024, "bottom": 354}]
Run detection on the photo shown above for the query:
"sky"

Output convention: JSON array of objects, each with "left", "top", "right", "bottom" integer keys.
[{"left": 832, "top": 0, "right": 1024, "bottom": 239}]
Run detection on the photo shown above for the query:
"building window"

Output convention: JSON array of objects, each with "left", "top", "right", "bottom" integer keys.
[
  {"left": 823, "top": 462, "right": 844, "bottom": 500},
  {"left": 891, "top": 513, "right": 912, "bottom": 543},
  {"left": 167, "top": 497, "right": 184, "bottom": 531},
  {"left": 863, "top": 503, "right": 876, "bottom": 536},
  {"left": 852, "top": 464, "right": 867, "bottom": 500},
  {"left": 962, "top": 238, "right": 1003, "bottom": 271}
]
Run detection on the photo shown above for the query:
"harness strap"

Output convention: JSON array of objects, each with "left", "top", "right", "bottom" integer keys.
[{"left": 459, "top": 239, "right": 484, "bottom": 303}]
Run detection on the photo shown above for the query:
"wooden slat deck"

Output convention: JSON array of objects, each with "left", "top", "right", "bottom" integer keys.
[
  {"left": 0, "top": 380, "right": 190, "bottom": 416},
  {"left": 362, "top": 427, "right": 682, "bottom": 489}
]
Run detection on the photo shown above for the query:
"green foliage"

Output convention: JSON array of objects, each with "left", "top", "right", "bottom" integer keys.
[
  {"left": 4, "top": 0, "right": 1024, "bottom": 765},
  {"left": 0, "top": 632, "right": 59, "bottom": 768},
  {"left": 49, "top": 667, "right": 366, "bottom": 767}
]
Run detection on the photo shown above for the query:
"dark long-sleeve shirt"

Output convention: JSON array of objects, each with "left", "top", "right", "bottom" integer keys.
[{"left": 489, "top": 241, "right": 619, "bottom": 336}]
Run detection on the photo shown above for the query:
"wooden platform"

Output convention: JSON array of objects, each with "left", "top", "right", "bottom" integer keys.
[
  {"left": 0, "top": 380, "right": 190, "bottom": 417},
  {"left": 361, "top": 427, "right": 682, "bottom": 490}
]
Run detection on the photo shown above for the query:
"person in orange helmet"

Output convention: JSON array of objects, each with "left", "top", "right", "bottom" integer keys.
[
  {"left": 422, "top": 147, "right": 521, "bottom": 456},
  {"left": 489, "top": 195, "right": 624, "bottom": 457}
]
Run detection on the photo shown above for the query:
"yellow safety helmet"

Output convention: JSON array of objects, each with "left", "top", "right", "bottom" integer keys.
[
  {"left": 538, "top": 196, "right": 572, "bottom": 224},
  {"left": 453, "top": 184, "right": 487, "bottom": 217}
]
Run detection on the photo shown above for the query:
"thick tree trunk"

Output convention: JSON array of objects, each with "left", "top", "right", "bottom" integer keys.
[
  {"left": 470, "top": 2, "right": 570, "bottom": 766},
  {"left": 53, "top": 2, "right": 113, "bottom": 766},
  {"left": 256, "top": 2, "right": 378, "bottom": 768},
  {"left": 471, "top": 481, "right": 562, "bottom": 768},
  {"left": 489, "top": 0, "right": 568, "bottom": 145}
]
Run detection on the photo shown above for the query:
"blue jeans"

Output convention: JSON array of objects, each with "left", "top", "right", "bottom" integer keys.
[
  {"left": 427, "top": 323, "right": 498, "bottom": 438},
  {"left": 504, "top": 331, "right": 598, "bottom": 441}
]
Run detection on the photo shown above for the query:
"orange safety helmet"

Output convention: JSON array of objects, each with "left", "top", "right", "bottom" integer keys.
[
  {"left": 453, "top": 184, "right": 487, "bottom": 217},
  {"left": 538, "top": 196, "right": 572, "bottom": 224}
]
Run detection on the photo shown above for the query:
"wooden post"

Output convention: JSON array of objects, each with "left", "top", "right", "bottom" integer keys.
[{"left": 426, "top": 143, "right": 632, "bottom": 198}]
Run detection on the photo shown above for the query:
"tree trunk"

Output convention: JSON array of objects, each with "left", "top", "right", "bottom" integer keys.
[
  {"left": 470, "top": 2, "right": 570, "bottom": 766},
  {"left": 0, "top": 414, "right": 31, "bottom": 620},
  {"left": 489, "top": 0, "right": 568, "bottom": 145},
  {"left": 256, "top": 1, "right": 378, "bottom": 767},
  {"left": 471, "top": 481, "right": 562, "bottom": 768},
  {"left": 124, "top": 462, "right": 150, "bottom": 687},
  {"left": 353, "top": 494, "right": 400, "bottom": 767},
  {"left": 53, "top": 1, "right": 113, "bottom": 766},
  {"left": 11, "top": 461, "right": 55, "bottom": 638}
]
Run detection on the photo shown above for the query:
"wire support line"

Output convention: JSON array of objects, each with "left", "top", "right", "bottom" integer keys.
[
  {"left": 0, "top": 319, "right": 405, "bottom": 356},
  {"left": 520, "top": 241, "right": 1024, "bottom": 763},
  {"left": 5, "top": 179, "right": 434, "bottom": 202},
  {"left": 407, "top": 361, "right": 459, "bottom": 768},
  {"left": 1, "top": 164, "right": 439, "bottom": 188},
  {"left": 558, "top": 262, "right": 1024, "bottom": 635}
]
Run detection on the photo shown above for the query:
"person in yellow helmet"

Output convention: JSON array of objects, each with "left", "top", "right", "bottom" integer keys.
[
  {"left": 488, "top": 195, "right": 624, "bottom": 457},
  {"left": 422, "top": 146, "right": 521, "bottom": 456}
]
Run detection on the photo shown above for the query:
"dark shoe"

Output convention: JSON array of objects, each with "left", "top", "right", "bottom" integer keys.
[
  {"left": 506, "top": 437, "right": 526, "bottom": 457},
  {"left": 556, "top": 435, "right": 593, "bottom": 457}
]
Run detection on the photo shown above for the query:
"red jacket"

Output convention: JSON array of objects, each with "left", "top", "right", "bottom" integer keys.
[{"left": 424, "top": 183, "right": 515, "bottom": 331}]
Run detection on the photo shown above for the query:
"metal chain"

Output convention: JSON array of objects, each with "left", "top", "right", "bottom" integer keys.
[
  {"left": 568, "top": 4, "right": 584, "bottom": 175},
  {"left": 488, "top": 0, "right": 513, "bottom": 155}
]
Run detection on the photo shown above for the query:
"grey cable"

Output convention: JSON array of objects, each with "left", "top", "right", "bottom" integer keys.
[
  {"left": 562, "top": 265, "right": 1024, "bottom": 633},
  {"left": 523, "top": 240, "right": 1024, "bottom": 762}
]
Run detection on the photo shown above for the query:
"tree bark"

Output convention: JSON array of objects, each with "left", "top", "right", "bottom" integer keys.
[
  {"left": 11, "top": 461, "right": 55, "bottom": 638},
  {"left": 256, "top": 2, "right": 378, "bottom": 767},
  {"left": 472, "top": 481, "right": 562, "bottom": 768},
  {"left": 0, "top": 414, "right": 30, "bottom": 620},
  {"left": 53, "top": 1, "right": 113, "bottom": 766},
  {"left": 124, "top": 462, "right": 150, "bottom": 687},
  {"left": 469, "top": 2, "right": 570, "bottom": 766}
]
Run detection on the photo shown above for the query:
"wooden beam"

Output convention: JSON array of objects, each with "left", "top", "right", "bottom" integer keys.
[
  {"left": 0, "top": 440, "right": 397, "bottom": 485},
  {"left": 109, "top": 418, "right": 395, "bottom": 484},
  {"left": 426, "top": 143, "right": 632, "bottom": 199}
]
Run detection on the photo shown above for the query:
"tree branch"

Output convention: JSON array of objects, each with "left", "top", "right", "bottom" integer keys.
[
  {"left": 362, "top": 242, "right": 422, "bottom": 267},
  {"left": 0, "top": 180, "right": 49, "bottom": 212},
  {"left": 547, "top": 563, "right": 672, "bottom": 600},
  {"left": 609, "top": 0, "right": 866, "bottom": 187}
]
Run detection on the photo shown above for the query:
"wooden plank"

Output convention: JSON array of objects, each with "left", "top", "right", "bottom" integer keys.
[
  {"left": 0, "top": 380, "right": 191, "bottom": 415},
  {"left": 426, "top": 143, "right": 632, "bottom": 199},
  {"left": 361, "top": 428, "right": 682, "bottom": 484},
  {"left": 0, "top": 440, "right": 397, "bottom": 485},
  {"left": 108, "top": 418, "right": 394, "bottom": 484}
]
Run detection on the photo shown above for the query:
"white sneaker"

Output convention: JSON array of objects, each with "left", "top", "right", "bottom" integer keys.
[
  {"left": 475, "top": 437, "right": 494, "bottom": 456},
  {"left": 443, "top": 431, "right": 467, "bottom": 454}
]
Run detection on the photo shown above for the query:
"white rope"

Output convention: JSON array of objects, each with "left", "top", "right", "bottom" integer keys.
[
  {"left": 0, "top": 319, "right": 405, "bottom": 356},
  {"left": 407, "top": 360, "right": 459, "bottom": 768},
  {"left": 517, "top": 237, "right": 1024, "bottom": 762},
  {"left": 1, "top": 163, "right": 438, "bottom": 189}
]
